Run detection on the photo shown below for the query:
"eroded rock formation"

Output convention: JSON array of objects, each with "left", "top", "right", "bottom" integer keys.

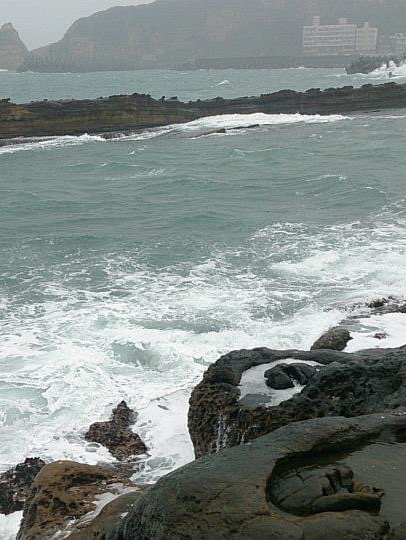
[
  {"left": 188, "top": 345, "right": 406, "bottom": 458},
  {"left": 2, "top": 82, "right": 406, "bottom": 141},
  {"left": 118, "top": 412, "right": 406, "bottom": 539},
  {"left": 85, "top": 400, "right": 147, "bottom": 461},
  {"left": 0, "top": 458, "right": 45, "bottom": 515},
  {"left": 16, "top": 460, "right": 145, "bottom": 540}
]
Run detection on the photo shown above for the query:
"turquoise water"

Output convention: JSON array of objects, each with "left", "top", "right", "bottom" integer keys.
[{"left": 1, "top": 66, "right": 406, "bottom": 537}]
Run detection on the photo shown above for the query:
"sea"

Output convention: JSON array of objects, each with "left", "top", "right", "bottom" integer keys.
[{"left": 1, "top": 63, "right": 406, "bottom": 538}]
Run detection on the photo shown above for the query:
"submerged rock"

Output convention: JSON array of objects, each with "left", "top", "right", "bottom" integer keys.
[
  {"left": 0, "top": 458, "right": 45, "bottom": 515},
  {"left": 85, "top": 401, "right": 147, "bottom": 461},
  {"left": 311, "top": 327, "right": 352, "bottom": 351},
  {"left": 119, "top": 412, "right": 406, "bottom": 539},
  {"left": 16, "top": 460, "right": 145, "bottom": 540}
]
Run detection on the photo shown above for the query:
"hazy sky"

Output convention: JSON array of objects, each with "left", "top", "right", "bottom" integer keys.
[{"left": 1, "top": 0, "right": 154, "bottom": 50}]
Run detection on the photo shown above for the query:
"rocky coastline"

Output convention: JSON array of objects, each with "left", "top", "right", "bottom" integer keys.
[
  {"left": 1, "top": 82, "right": 406, "bottom": 141},
  {"left": 3, "top": 296, "right": 406, "bottom": 539},
  {"left": 346, "top": 55, "right": 405, "bottom": 75}
]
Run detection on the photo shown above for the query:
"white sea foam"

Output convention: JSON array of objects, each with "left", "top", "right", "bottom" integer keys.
[
  {"left": 0, "top": 112, "right": 350, "bottom": 154},
  {"left": 367, "top": 60, "right": 406, "bottom": 81},
  {"left": 0, "top": 134, "right": 105, "bottom": 155},
  {"left": 0, "top": 512, "right": 22, "bottom": 540},
  {"left": 2, "top": 200, "right": 406, "bottom": 540}
]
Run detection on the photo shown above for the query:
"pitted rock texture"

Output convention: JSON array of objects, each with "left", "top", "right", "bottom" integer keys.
[
  {"left": 118, "top": 413, "right": 406, "bottom": 539},
  {"left": 188, "top": 345, "right": 406, "bottom": 458},
  {"left": 311, "top": 327, "right": 352, "bottom": 351},
  {"left": 85, "top": 401, "right": 147, "bottom": 461},
  {"left": 2, "top": 83, "right": 406, "bottom": 140},
  {"left": 16, "top": 461, "right": 143, "bottom": 540},
  {"left": 0, "top": 458, "right": 45, "bottom": 515},
  {"left": 270, "top": 463, "right": 383, "bottom": 516}
]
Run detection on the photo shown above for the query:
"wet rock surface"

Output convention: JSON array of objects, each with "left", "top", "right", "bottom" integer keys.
[
  {"left": 265, "top": 362, "right": 316, "bottom": 389},
  {"left": 188, "top": 345, "right": 406, "bottom": 458},
  {"left": 119, "top": 413, "right": 406, "bottom": 539},
  {"left": 311, "top": 327, "right": 352, "bottom": 351},
  {"left": 16, "top": 460, "right": 144, "bottom": 540},
  {"left": 0, "top": 458, "right": 45, "bottom": 515},
  {"left": 85, "top": 401, "right": 147, "bottom": 461}
]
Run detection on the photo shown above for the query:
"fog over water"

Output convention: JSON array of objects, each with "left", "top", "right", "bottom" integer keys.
[{"left": 1, "top": 0, "right": 153, "bottom": 49}]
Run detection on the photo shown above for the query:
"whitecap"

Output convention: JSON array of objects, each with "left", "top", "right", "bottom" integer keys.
[{"left": 0, "top": 133, "right": 105, "bottom": 155}]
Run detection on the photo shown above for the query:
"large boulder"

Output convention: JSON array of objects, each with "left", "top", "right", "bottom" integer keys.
[
  {"left": 0, "top": 458, "right": 45, "bottom": 515},
  {"left": 16, "top": 461, "right": 145, "bottom": 540},
  {"left": 311, "top": 327, "right": 352, "bottom": 351},
  {"left": 85, "top": 401, "right": 147, "bottom": 461},
  {"left": 118, "top": 412, "right": 406, "bottom": 539},
  {"left": 188, "top": 346, "right": 406, "bottom": 458},
  {"left": 264, "top": 363, "right": 316, "bottom": 389}
]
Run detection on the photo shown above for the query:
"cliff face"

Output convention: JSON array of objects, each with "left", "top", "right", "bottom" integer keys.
[{"left": 0, "top": 23, "right": 28, "bottom": 71}]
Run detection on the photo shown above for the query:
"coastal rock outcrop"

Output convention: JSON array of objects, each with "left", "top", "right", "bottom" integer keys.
[
  {"left": 0, "top": 23, "right": 28, "bottom": 71},
  {"left": 85, "top": 401, "right": 147, "bottom": 461},
  {"left": 118, "top": 412, "right": 406, "bottom": 539},
  {"left": 188, "top": 345, "right": 406, "bottom": 458},
  {"left": 311, "top": 327, "right": 352, "bottom": 351},
  {"left": 2, "top": 82, "right": 406, "bottom": 141},
  {"left": 0, "top": 458, "right": 45, "bottom": 515},
  {"left": 16, "top": 460, "right": 145, "bottom": 540}
]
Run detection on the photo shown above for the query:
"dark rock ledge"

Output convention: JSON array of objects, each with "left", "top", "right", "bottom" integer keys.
[
  {"left": 1, "top": 82, "right": 406, "bottom": 140},
  {"left": 120, "top": 412, "right": 406, "bottom": 539},
  {"left": 188, "top": 345, "right": 406, "bottom": 458}
]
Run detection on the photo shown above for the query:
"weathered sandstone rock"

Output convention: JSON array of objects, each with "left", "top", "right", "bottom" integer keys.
[
  {"left": 2, "top": 82, "right": 406, "bottom": 141},
  {"left": 85, "top": 401, "right": 147, "bottom": 461},
  {"left": 0, "top": 458, "right": 45, "bottom": 515},
  {"left": 16, "top": 460, "right": 145, "bottom": 540}
]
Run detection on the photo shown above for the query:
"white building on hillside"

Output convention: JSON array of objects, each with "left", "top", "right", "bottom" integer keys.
[
  {"left": 390, "top": 33, "right": 406, "bottom": 56},
  {"left": 356, "top": 22, "right": 378, "bottom": 53},
  {"left": 303, "top": 17, "right": 378, "bottom": 55}
]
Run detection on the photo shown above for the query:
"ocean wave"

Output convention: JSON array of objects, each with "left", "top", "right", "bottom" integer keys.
[
  {"left": 0, "top": 113, "right": 351, "bottom": 153},
  {"left": 367, "top": 60, "right": 406, "bottom": 80},
  {"left": 2, "top": 200, "right": 406, "bottom": 484},
  {"left": 0, "top": 133, "right": 105, "bottom": 155},
  {"left": 122, "top": 112, "right": 351, "bottom": 141}
]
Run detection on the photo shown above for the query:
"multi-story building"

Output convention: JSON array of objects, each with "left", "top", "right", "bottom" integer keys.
[
  {"left": 356, "top": 22, "right": 378, "bottom": 53},
  {"left": 389, "top": 33, "right": 406, "bottom": 56},
  {"left": 303, "top": 17, "right": 378, "bottom": 55}
]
